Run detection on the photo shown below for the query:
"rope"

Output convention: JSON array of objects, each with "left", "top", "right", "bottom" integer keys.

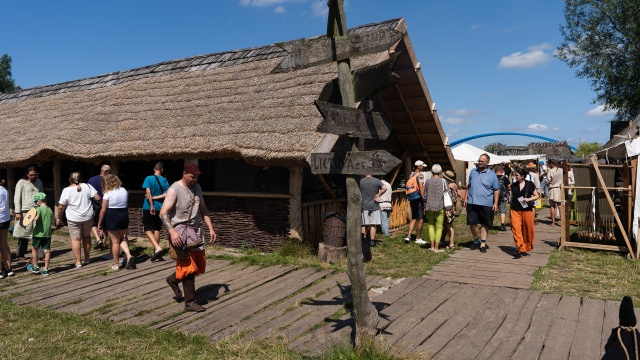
[{"left": 617, "top": 324, "right": 639, "bottom": 360}]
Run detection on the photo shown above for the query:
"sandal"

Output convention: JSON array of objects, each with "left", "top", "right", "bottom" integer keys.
[{"left": 109, "top": 264, "right": 120, "bottom": 271}]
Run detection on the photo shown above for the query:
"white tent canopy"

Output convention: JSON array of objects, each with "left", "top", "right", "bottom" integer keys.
[{"left": 451, "top": 143, "right": 510, "bottom": 165}]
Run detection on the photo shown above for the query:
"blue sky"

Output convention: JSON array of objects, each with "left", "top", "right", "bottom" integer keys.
[{"left": 2, "top": 0, "right": 613, "bottom": 149}]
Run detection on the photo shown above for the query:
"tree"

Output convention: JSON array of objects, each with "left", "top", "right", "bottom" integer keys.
[
  {"left": 0, "top": 54, "right": 20, "bottom": 94},
  {"left": 556, "top": 0, "right": 640, "bottom": 121},
  {"left": 575, "top": 142, "right": 601, "bottom": 157}
]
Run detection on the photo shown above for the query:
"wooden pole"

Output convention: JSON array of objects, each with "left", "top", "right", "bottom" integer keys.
[
  {"left": 559, "top": 184, "right": 566, "bottom": 250},
  {"left": 328, "top": 0, "right": 378, "bottom": 345},
  {"left": 289, "top": 167, "right": 303, "bottom": 241},
  {"left": 53, "top": 159, "right": 61, "bottom": 211},
  {"left": 590, "top": 156, "right": 636, "bottom": 260}
]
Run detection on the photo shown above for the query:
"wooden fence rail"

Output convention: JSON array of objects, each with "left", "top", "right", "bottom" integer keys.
[{"left": 302, "top": 190, "right": 410, "bottom": 248}]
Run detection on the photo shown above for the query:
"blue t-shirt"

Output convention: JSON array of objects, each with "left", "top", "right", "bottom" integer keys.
[
  {"left": 87, "top": 175, "right": 103, "bottom": 198},
  {"left": 142, "top": 175, "right": 169, "bottom": 211},
  {"left": 467, "top": 167, "right": 499, "bottom": 207}
]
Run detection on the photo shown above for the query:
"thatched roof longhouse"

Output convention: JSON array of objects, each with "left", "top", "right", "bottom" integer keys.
[{"left": 0, "top": 18, "right": 453, "bottom": 170}]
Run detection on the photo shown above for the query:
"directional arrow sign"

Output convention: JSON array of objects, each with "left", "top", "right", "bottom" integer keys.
[
  {"left": 318, "top": 53, "right": 400, "bottom": 103},
  {"left": 352, "top": 52, "right": 400, "bottom": 102},
  {"left": 308, "top": 150, "right": 401, "bottom": 175},
  {"left": 315, "top": 100, "right": 393, "bottom": 140},
  {"left": 271, "top": 28, "right": 404, "bottom": 73}
]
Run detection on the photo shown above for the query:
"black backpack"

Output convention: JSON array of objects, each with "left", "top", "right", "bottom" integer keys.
[{"left": 498, "top": 175, "right": 508, "bottom": 199}]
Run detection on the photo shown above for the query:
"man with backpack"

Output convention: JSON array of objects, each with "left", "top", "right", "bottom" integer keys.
[
  {"left": 495, "top": 165, "right": 510, "bottom": 231},
  {"left": 404, "top": 160, "right": 426, "bottom": 244}
]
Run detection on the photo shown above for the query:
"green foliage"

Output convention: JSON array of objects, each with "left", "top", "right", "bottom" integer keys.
[
  {"left": 575, "top": 141, "right": 601, "bottom": 157},
  {"left": 0, "top": 54, "right": 20, "bottom": 94},
  {"left": 556, "top": 0, "right": 640, "bottom": 121}
]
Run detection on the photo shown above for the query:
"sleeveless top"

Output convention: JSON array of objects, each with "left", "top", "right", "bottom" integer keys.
[{"left": 169, "top": 182, "right": 202, "bottom": 227}]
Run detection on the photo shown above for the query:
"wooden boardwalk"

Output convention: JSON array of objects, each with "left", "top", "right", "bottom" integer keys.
[{"left": 0, "top": 214, "right": 635, "bottom": 359}]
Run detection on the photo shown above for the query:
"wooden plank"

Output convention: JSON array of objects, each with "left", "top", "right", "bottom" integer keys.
[
  {"left": 432, "top": 287, "right": 518, "bottom": 359},
  {"left": 474, "top": 290, "right": 541, "bottom": 360},
  {"left": 271, "top": 28, "right": 404, "bottom": 73},
  {"left": 562, "top": 241, "right": 629, "bottom": 252},
  {"left": 510, "top": 293, "right": 562, "bottom": 360},
  {"left": 211, "top": 270, "right": 344, "bottom": 341},
  {"left": 538, "top": 295, "right": 581, "bottom": 360},
  {"left": 309, "top": 150, "right": 401, "bottom": 175},
  {"left": 568, "top": 298, "right": 605, "bottom": 360},
  {"left": 414, "top": 285, "right": 497, "bottom": 355},
  {"left": 600, "top": 300, "right": 621, "bottom": 358},
  {"left": 315, "top": 100, "right": 393, "bottom": 140},
  {"left": 424, "top": 272, "right": 532, "bottom": 290}
]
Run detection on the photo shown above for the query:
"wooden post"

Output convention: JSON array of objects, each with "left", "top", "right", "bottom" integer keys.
[
  {"left": 289, "top": 167, "right": 303, "bottom": 241},
  {"left": 328, "top": 0, "right": 378, "bottom": 345},
  {"left": 53, "top": 159, "right": 61, "bottom": 212},
  {"left": 562, "top": 160, "right": 570, "bottom": 246},
  {"left": 559, "top": 184, "right": 566, "bottom": 250},
  {"left": 110, "top": 161, "right": 120, "bottom": 176}
]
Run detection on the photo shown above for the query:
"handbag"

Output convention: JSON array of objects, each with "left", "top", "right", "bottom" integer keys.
[
  {"left": 407, "top": 191, "right": 421, "bottom": 201},
  {"left": 169, "top": 242, "right": 188, "bottom": 260},
  {"left": 443, "top": 179, "right": 453, "bottom": 210}
]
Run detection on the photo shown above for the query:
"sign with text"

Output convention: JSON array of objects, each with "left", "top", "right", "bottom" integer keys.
[
  {"left": 271, "top": 28, "right": 403, "bottom": 73},
  {"left": 309, "top": 150, "right": 400, "bottom": 175},
  {"left": 315, "top": 100, "right": 392, "bottom": 140}
]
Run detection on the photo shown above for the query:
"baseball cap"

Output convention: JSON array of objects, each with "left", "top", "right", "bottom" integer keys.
[
  {"left": 183, "top": 163, "right": 202, "bottom": 175},
  {"left": 414, "top": 160, "right": 425, "bottom": 167},
  {"left": 33, "top": 192, "right": 47, "bottom": 202}
]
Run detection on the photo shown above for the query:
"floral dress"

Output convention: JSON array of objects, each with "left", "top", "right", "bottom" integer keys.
[{"left": 445, "top": 183, "right": 458, "bottom": 224}]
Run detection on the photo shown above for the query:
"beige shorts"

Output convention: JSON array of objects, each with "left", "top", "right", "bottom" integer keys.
[
  {"left": 67, "top": 219, "right": 93, "bottom": 239},
  {"left": 548, "top": 199, "right": 561, "bottom": 207}
]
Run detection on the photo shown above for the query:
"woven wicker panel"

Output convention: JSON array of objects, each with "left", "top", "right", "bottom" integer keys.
[
  {"left": 204, "top": 196, "right": 290, "bottom": 252},
  {"left": 126, "top": 194, "right": 289, "bottom": 252}
]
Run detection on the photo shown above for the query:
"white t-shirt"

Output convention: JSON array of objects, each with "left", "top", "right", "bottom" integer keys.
[
  {"left": 0, "top": 186, "right": 10, "bottom": 223},
  {"left": 59, "top": 183, "right": 97, "bottom": 222},
  {"left": 103, "top": 187, "right": 128, "bottom": 209}
]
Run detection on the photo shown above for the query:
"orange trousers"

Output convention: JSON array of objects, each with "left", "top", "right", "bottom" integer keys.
[
  {"left": 510, "top": 210, "right": 534, "bottom": 252},
  {"left": 176, "top": 249, "right": 206, "bottom": 281}
]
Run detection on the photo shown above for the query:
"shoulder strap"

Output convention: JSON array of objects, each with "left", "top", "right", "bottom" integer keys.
[{"left": 153, "top": 175, "right": 166, "bottom": 194}]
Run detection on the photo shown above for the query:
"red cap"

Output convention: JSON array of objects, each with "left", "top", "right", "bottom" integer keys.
[{"left": 183, "top": 163, "right": 202, "bottom": 175}]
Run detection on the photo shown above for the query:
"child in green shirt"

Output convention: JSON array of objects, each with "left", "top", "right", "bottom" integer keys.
[{"left": 28, "top": 192, "right": 53, "bottom": 276}]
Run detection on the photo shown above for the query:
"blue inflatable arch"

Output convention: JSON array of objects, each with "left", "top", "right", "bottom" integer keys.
[{"left": 449, "top": 132, "right": 577, "bottom": 151}]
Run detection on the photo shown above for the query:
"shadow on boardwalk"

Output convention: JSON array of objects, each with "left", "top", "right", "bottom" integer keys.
[{"left": 0, "top": 214, "right": 636, "bottom": 359}]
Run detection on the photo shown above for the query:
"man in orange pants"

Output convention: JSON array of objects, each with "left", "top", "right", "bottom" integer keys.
[{"left": 160, "top": 163, "right": 217, "bottom": 312}]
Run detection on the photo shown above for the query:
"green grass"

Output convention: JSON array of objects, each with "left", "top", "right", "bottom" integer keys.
[{"left": 531, "top": 247, "right": 640, "bottom": 301}]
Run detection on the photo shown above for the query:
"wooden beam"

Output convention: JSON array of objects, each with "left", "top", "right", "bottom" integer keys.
[
  {"left": 394, "top": 83, "right": 432, "bottom": 166},
  {"left": 7, "top": 168, "right": 14, "bottom": 212},
  {"left": 289, "top": 167, "right": 303, "bottom": 241},
  {"left": 53, "top": 160, "right": 61, "bottom": 210},
  {"left": 315, "top": 174, "right": 346, "bottom": 214},
  {"left": 389, "top": 150, "right": 409, "bottom": 186},
  {"left": 590, "top": 156, "right": 636, "bottom": 260}
]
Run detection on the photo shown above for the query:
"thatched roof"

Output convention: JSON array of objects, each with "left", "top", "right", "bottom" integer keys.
[{"left": 0, "top": 18, "right": 453, "bottom": 169}]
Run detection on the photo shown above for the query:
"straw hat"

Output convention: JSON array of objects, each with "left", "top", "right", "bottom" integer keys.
[{"left": 443, "top": 170, "right": 455, "bottom": 182}]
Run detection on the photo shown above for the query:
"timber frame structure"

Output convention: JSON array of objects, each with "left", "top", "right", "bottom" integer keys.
[{"left": 0, "top": 18, "right": 452, "bottom": 250}]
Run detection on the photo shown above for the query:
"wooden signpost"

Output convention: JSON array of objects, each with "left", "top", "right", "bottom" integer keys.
[
  {"left": 271, "top": 28, "right": 403, "bottom": 73},
  {"left": 314, "top": 100, "right": 393, "bottom": 140},
  {"left": 274, "top": 0, "right": 403, "bottom": 346},
  {"left": 309, "top": 150, "right": 400, "bottom": 175}
]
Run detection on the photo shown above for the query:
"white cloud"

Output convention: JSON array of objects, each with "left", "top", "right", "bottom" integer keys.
[
  {"left": 580, "top": 128, "right": 599, "bottom": 133},
  {"left": 443, "top": 117, "right": 477, "bottom": 125},
  {"left": 274, "top": 5, "right": 285, "bottom": 13},
  {"left": 585, "top": 105, "right": 617, "bottom": 116},
  {"left": 312, "top": 0, "right": 328, "bottom": 16},
  {"left": 470, "top": 24, "right": 483, "bottom": 31},
  {"left": 528, "top": 123, "right": 550, "bottom": 131},
  {"left": 498, "top": 43, "right": 553, "bottom": 69},
  {"left": 240, "top": 0, "right": 288, "bottom": 6}
]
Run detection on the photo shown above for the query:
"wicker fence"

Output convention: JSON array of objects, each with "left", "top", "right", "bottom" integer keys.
[{"left": 127, "top": 190, "right": 291, "bottom": 252}]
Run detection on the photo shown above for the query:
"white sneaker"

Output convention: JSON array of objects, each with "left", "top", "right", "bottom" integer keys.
[
  {"left": 415, "top": 238, "right": 427, "bottom": 245},
  {"left": 403, "top": 236, "right": 411, "bottom": 243}
]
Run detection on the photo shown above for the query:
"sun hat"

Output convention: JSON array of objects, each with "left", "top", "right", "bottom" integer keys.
[
  {"left": 414, "top": 160, "right": 425, "bottom": 167},
  {"left": 443, "top": 170, "right": 456, "bottom": 181}
]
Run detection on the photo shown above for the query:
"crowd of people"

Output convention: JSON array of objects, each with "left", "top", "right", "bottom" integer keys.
[
  {"left": 359, "top": 154, "right": 571, "bottom": 260},
  {"left": 0, "top": 162, "right": 217, "bottom": 312}
]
